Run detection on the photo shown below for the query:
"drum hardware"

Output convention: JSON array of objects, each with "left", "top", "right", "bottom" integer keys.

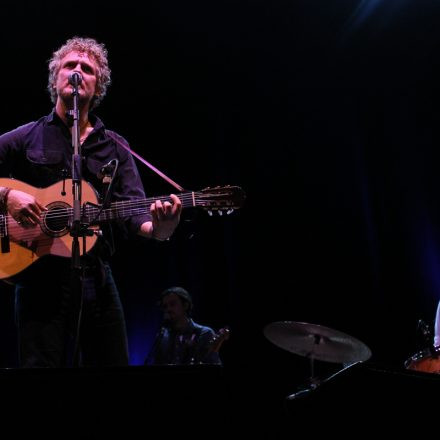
[
  {"left": 405, "top": 347, "right": 440, "bottom": 374},
  {"left": 405, "top": 319, "right": 440, "bottom": 374}
]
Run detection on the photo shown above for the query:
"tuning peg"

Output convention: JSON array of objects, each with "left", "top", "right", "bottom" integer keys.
[
  {"left": 218, "top": 211, "right": 223, "bottom": 216},
  {"left": 227, "top": 209, "right": 234, "bottom": 215},
  {"left": 208, "top": 210, "right": 213, "bottom": 216}
]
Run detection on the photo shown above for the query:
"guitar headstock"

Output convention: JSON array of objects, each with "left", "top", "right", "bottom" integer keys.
[
  {"left": 197, "top": 186, "right": 245, "bottom": 216},
  {"left": 209, "top": 327, "right": 231, "bottom": 353}
]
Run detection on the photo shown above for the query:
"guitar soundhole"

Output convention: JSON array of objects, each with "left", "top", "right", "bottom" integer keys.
[{"left": 41, "top": 202, "right": 71, "bottom": 237}]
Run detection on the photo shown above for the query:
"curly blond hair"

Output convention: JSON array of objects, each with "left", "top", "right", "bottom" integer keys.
[{"left": 47, "top": 37, "right": 111, "bottom": 109}]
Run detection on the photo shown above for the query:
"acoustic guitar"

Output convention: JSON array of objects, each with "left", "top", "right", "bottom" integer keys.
[{"left": 0, "top": 178, "right": 245, "bottom": 279}]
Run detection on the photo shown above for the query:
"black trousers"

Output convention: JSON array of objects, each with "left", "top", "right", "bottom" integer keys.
[{"left": 15, "top": 259, "right": 129, "bottom": 367}]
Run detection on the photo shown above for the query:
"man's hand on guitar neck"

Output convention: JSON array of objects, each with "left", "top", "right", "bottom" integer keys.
[
  {"left": 6, "top": 189, "right": 46, "bottom": 227},
  {"left": 139, "top": 194, "right": 182, "bottom": 241}
]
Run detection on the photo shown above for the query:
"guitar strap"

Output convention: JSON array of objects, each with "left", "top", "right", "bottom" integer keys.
[{"left": 105, "top": 130, "right": 185, "bottom": 192}]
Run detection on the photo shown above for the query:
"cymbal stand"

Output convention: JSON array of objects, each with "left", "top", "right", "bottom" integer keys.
[{"left": 285, "top": 361, "right": 362, "bottom": 401}]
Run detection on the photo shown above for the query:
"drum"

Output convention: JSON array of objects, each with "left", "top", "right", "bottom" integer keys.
[{"left": 405, "top": 347, "right": 440, "bottom": 374}]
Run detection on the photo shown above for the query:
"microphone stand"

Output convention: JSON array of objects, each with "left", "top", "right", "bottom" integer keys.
[
  {"left": 69, "top": 75, "right": 94, "bottom": 367},
  {"left": 145, "top": 325, "right": 167, "bottom": 365}
]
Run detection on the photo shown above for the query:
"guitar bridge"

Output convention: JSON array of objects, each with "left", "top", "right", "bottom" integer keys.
[
  {"left": 1, "top": 235, "right": 10, "bottom": 253},
  {"left": 0, "top": 215, "right": 9, "bottom": 253}
]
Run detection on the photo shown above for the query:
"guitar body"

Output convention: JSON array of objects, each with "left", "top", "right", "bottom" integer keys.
[{"left": 0, "top": 178, "right": 99, "bottom": 279}]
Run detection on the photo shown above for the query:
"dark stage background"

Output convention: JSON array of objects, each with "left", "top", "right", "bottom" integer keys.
[{"left": 1, "top": 0, "right": 440, "bottom": 378}]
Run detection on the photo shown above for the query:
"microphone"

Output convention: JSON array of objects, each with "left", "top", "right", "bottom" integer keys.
[
  {"left": 68, "top": 72, "right": 83, "bottom": 86},
  {"left": 96, "top": 159, "right": 119, "bottom": 207},
  {"left": 97, "top": 160, "right": 116, "bottom": 180}
]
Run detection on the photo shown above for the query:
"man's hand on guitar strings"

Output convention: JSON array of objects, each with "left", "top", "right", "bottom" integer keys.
[{"left": 7, "top": 189, "right": 46, "bottom": 227}]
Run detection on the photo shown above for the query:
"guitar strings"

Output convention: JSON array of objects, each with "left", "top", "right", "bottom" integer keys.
[
  {"left": 1, "top": 192, "right": 233, "bottom": 242},
  {"left": 4, "top": 194, "right": 199, "bottom": 235},
  {"left": 9, "top": 191, "right": 232, "bottom": 222}
]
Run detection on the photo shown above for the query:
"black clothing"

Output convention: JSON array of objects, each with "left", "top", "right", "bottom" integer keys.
[{"left": 0, "top": 110, "right": 150, "bottom": 367}]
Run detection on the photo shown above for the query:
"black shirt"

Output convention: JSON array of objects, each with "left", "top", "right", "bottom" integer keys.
[{"left": 0, "top": 110, "right": 151, "bottom": 281}]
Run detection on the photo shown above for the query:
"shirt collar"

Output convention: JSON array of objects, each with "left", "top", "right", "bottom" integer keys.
[
  {"left": 170, "top": 318, "right": 197, "bottom": 335},
  {"left": 47, "top": 108, "right": 105, "bottom": 133}
]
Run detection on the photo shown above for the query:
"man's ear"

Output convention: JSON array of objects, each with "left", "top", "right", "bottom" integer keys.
[
  {"left": 184, "top": 302, "right": 189, "bottom": 312},
  {"left": 94, "top": 83, "right": 102, "bottom": 97}
]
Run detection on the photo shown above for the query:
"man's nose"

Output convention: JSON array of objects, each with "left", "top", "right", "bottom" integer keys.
[{"left": 73, "top": 63, "right": 84, "bottom": 73}]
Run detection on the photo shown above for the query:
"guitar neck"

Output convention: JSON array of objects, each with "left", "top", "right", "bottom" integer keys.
[{"left": 86, "top": 192, "right": 201, "bottom": 222}]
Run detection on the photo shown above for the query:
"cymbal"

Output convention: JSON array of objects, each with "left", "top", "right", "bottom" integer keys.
[{"left": 264, "top": 321, "right": 372, "bottom": 364}]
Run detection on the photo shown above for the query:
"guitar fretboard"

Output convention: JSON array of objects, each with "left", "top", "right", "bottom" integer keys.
[{"left": 86, "top": 192, "right": 199, "bottom": 222}]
